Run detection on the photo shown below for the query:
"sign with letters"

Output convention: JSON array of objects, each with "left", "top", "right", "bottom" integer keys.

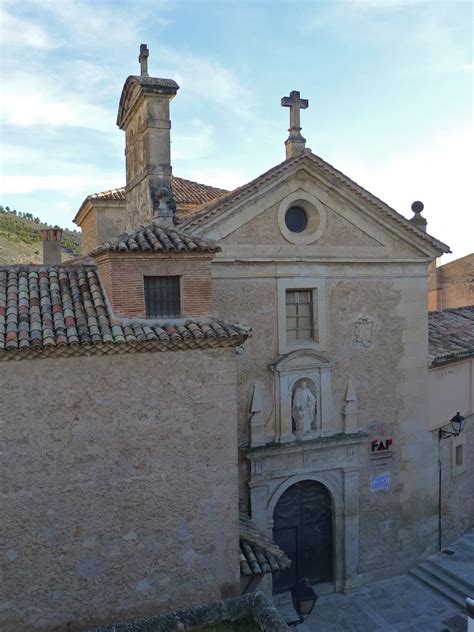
[{"left": 370, "top": 437, "right": 393, "bottom": 465}]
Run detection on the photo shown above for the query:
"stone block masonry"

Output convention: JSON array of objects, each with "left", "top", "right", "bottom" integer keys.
[{"left": 0, "top": 348, "right": 240, "bottom": 631}]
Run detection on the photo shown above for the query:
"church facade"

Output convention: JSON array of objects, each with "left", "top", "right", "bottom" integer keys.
[
  {"left": 2, "top": 45, "right": 472, "bottom": 630},
  {"left": 72, "top": 46, "right": 455, "bottom": 595}
]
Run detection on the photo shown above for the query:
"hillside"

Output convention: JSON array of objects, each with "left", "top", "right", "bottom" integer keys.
[{"left": 0, "top": 207, "right": 81, "bottom": 264}]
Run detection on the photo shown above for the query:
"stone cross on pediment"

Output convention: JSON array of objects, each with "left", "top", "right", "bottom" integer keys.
[
  {"left": 281, "top": 90, "right": 309, "bottom": 159},
  {"left": 139, "top": 43, "right": 149, "bottom": 77}
]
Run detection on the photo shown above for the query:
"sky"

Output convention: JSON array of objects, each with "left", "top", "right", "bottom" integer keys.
[{"left": 0, "top": 0, "right": 472, "bottom": 262}]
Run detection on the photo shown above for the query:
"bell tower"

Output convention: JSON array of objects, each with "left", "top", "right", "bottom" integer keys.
[{"left": 117, "top": 44, "right": 180, "bottom": 228}]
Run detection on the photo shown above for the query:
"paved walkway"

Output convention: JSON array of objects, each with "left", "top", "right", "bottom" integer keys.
[{"left": 278, "top": 529, "right": 474, "bottom": 632}]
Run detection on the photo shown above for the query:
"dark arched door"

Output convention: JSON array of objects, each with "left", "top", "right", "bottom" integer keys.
[{"left": 272, "top": 480, "right": 333, "bottom": 593}]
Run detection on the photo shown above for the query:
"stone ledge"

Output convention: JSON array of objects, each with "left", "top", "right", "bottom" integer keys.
[
  {"left": 243, "top": 431, "right": 369, "bottom": 459},
  {"left": 87, "top": 592, "right": 290, "bottom": 631}
]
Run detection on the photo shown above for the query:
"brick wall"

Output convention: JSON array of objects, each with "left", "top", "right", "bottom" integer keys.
[
  {"left": 0, "top": 348, "right": 240, "bottom": 631},
  {"left": 95, "top": 252, "right": 214, "bottom": 318}
]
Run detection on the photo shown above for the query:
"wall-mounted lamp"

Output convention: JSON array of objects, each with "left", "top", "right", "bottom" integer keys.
[{"left": 439, "top": 412, "right": 465, "bottom": 439}]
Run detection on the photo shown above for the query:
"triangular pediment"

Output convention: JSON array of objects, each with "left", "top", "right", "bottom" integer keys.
[
  {"left": 117, "top": 75, "right": 179, "bottom": 129},
  {"left": 184, "top": 151, "right": 449, "bottom": 260}
]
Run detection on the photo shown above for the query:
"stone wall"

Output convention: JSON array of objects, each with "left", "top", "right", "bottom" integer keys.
[
  {"left": 95, "top": 252, "right": 214, "bottom": 318},
  {"left": 438, "top": 415, "right": 474, "bottom": 547},
  {"left": 428, "top": 254, "right": 474, "bottom": 310},
  {"left": 428, "top": 358, "right": 474, "bottom": 546},
  {"left": 81, "top": 207, "right": 99, "bottom": 256},
  {"left": 0, "top": 348, "right": 240, "bottom": 631}
]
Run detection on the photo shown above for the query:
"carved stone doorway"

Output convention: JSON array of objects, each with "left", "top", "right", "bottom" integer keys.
[{"left": 272, "top": 480, "right": 333, "bottom": 594}]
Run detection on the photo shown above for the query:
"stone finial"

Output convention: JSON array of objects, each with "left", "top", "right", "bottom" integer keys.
[
  {"left": 281, "top": 90, "right": 309, "bottom": 159},
  {"left": 410, "top": 200, "right": 427, "bottom": 232},
  {"left": 249, "top": 384, "right": 266, "bottom": 448},
  {"left": 343, "top": 378, "right": 358, "bottom": 434},
  {"left": 139, "top": 43, "right": 149, "bottom": 77},
  {"left": 152, "top": 183, "right": 177, "bottom": 227}
]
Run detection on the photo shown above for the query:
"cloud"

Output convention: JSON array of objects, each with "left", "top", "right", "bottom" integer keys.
[
  {"left": 0, "top": 10, "right": 57, "bottom": 50},
  {"left": 0, "top": 143, "right": 122, "bottom": 201},
  {"left": 1, "top": 174, "right": 117, "bottom": 196},
  {"left": 1, "top": 70, "right": 112, "bottom": 131},
  {"left": 334, "top": 126, "right": 473, "bottom": 262},
  {"left": 21, "top": 0, "right": 162, "bottom": 48},
  {"left": 304, "top": 0, "right": 471, "bottom": 76},
  {"left": 158, "top": 48, "right": 257, "bottom": 122},
  {"left": 173, "top": 119, "right": 215, "bottom": 161}
]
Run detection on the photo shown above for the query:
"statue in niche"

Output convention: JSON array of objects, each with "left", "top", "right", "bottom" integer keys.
[{"left": 292, "top": 381, "right": 317, "bottom": 437}]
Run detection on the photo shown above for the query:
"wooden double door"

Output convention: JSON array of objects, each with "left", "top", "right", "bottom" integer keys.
[{"left": 272, "top": 480, "right": 333, "bottom": 593}]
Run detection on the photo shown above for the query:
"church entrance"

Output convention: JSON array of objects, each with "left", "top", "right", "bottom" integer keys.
[{"left": 272, "top": 480, "right": 333, "bottom": 594}]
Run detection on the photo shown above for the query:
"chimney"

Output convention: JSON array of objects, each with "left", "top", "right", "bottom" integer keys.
[
  {"left": 117, "top": 44, "right": 179, "bottom": 229},
  {"left": 409, "top": 200, "right": 427, "bottom": 232},
  {"left": 41, "top": 227, "right": 63, "bottom": 265}
]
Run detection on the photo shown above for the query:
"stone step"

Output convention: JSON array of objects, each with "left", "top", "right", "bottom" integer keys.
[
  {"left": 409, "top": 566, "right": 467, "bottom": 609},
  {"left": 424, "top": 559, "right": 474, "bottom": 595}
]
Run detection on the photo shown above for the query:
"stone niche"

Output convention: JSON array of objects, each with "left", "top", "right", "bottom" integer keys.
[{"left": 271, "top": 349, "right": 336, "bottom": 443}]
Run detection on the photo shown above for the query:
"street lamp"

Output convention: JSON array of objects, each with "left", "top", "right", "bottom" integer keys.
[{"left": 287, "top": 578, "right": 318, "bottom": 627}]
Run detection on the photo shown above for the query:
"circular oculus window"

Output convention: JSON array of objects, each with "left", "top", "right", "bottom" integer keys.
[
  {"left": 284, "top": 205, "right": 308, "bottom": 233},
  {"left": 277, "top": 193, "right": 327, "bottom": 245}
]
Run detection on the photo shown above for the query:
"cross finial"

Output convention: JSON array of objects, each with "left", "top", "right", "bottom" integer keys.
[
  {"left": 139, "top": 43, "right": 149, "bottom": 77},
  {"left": 281, "top": 90, "right": 309, "bottom": 159}
]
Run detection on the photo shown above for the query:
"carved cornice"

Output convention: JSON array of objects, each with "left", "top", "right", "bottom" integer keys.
[{"left": 243, "top": 431, "right": 369, "bottom": 459}]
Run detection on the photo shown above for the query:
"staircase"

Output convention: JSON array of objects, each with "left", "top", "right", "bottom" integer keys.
[{"left": 409, "top": 529, "right": 474, "bottom": 609}]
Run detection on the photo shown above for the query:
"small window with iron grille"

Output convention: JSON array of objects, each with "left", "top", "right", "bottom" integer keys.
[
  {"left": 286, "top": 289, "right": 313, "bottom": 341},
  {"left": 144, "top": 276, "right": 181, "bottom": 318}
]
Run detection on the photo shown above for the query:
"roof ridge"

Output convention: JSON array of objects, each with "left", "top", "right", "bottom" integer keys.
[
  {"left": 88, "top": 175, "right": 229, "bottom": 201},
  {"left": 182, "top": 149, "right": 449, "bottom": 254},
  {"left": 429, "top": 304, "right": 474, "bottom": 315},
  {"left": 90, "top": 220, "right": 220, "bottom": 256}
]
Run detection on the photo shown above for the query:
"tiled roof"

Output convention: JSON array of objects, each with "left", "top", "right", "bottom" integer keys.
[
  {"left": 88, "top": 176, "right": 228, "bottom": 208},
  {"left": 91, "top": 222, "right": 220, "bottom": 256},
  {"left": 239, "top": 515, "right": 291, "bottom": 577},
  {"left": 0, "top": 265, "right": 249, "bottom": 360},
  {"left": 428, "top": 305, "right": 474, "bottom": 366},
  {"left": 182, "top": 150, "right": 450, "bottom": 255}
]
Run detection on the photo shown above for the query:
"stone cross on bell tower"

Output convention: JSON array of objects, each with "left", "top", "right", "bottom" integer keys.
[
  {"left": 139, "top": 44, "right": 149, "bottom": 77},
  {"left": 281, "top": 90, "right": 309, "bottom": 159},
  {"left": 117, "top": 44, "right": 179, "bottom": 229}
]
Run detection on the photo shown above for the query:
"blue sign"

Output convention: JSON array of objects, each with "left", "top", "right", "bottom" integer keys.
[{"left": 371, "top": 473, "right": 390, "bottom": 491}]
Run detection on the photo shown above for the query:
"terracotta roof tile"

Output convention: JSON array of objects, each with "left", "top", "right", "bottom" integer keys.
[
  {"left": 90, "top": 222, "right": 220, "bottom": 256},
  {"left": 0, "top": 265, "right": 249, "bottom": 360},
  {"left": 428, "top": 305, "right": 474, "bottom": 366},
  {"left": 89, "top": 176, "right": 228, "bottom": 208},
  {"left": 239, "top": 514, "right": 291, "bottom": 577}
]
